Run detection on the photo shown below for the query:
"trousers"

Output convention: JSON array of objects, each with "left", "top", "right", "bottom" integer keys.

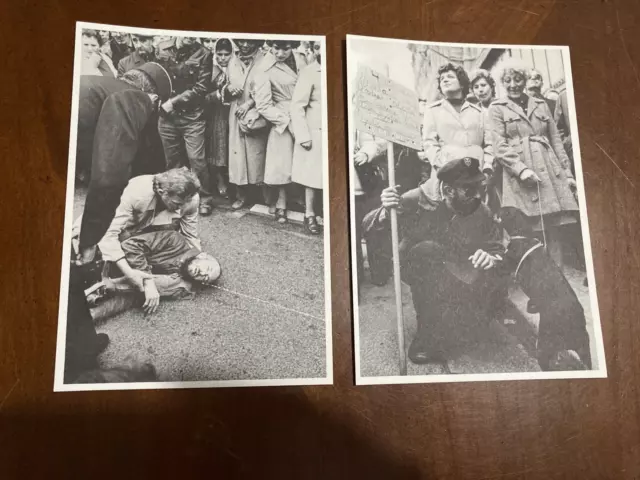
[{"left": 158, "top": 112, "right": 213, "bottom": 199}]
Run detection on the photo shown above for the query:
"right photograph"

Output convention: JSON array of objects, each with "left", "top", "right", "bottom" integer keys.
[{"left": 347, "top": 35, "right": 607, "bottom": 384}]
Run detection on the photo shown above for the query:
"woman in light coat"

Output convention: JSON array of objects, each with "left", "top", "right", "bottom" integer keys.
[
  {"left": 488, "top": 61, "right": 578, "bottom": 268},
  {"left": 421, "top": 63, "right": 493, "bottom": 206},
  {"left": 290, "top": 41, "right": 323, "bottom": 234},
  {"left": 225, "top": 39, "right": 270, "bottom": 209},
  {"left": 254, "top": 40, "right": 307, "bottom": 223}
]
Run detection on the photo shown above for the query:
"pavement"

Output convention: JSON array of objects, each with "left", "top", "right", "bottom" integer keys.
[
  {"left": 73, "top": 188, "right": 327, "bottom": 382},
  {"left": 358, "top": 256, "right": 598, "bottom": 378}
]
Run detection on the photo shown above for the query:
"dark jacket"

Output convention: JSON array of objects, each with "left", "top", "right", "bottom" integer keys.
[
  {"left": 77, "top": 76, "right": 165, "bottom": 249},
  {"left": 364, "top": 188, "right": 504, "bottom": 264},
  {"left": 156, "top": 38, "right": 213, "bottom": 114},
  {"left": 109, "top": 40, "right": 134, "bottom": 69},
  {"left": 117, "top": 51, "right": 156, "bottom": 76},
  {"left": 121, "top": 229, "right": 201, "bottom": 275}
]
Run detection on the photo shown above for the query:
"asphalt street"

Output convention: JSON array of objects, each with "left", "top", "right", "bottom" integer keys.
[
  {"left": 73, "top": 189, "right": 327, "bottom": 382},
  {"left": 358, "top": 261, "right": 597, "bottom": 378}
]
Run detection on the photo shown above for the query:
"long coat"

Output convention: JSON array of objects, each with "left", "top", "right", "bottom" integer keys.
[
  {"left": 76, "top": 76, "right": 165, "bottom": 249},
  {"left": 205, "top": 64, "right": 230, "bottom": 167},
  {"left": 488, "top": 95, "right": 578, "bottom": 228},
  {"left": 254, "top": 52, "right": 308, "bottom": 185},
  {"left": 290, "top": 61, "right": 323, "bottom": 189},
  {"left": 422, "top": 99, "right": 493, "bottom": 201},
  {"left": 226, "top": 50, "right": 269, "bottom": 185}
]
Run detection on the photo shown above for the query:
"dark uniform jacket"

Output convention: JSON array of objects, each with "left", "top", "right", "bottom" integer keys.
[
  {"left": 156, "top": 38, "right": 213, "bottom": 115},
  {"left": 363, "top": 188, "right": 504, "bottom": 265},
  {"left": 77, "top": 76, "right": 165, "bottom": 249},
  {"left": 117, "top": 50, "right": 156, "bottom": 76},
  {"left": 121, "top": 229, "right": 201, "bottom": 275}
]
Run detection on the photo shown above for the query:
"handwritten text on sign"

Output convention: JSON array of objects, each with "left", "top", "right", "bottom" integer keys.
[{"left": 353, "top": 65, "right": 422, "bottom": 150}]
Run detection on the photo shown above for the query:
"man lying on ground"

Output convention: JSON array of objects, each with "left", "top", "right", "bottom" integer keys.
[{"left": 94, "top": 168, "right": 220, "bottom": 317}]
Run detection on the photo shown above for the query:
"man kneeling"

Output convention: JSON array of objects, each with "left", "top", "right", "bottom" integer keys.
[
  {"left": 365, "top": 157, "right": 506, "bottom": 364},
  {"left": 95, "top": 168, "right": 221, "bottom": 318}
]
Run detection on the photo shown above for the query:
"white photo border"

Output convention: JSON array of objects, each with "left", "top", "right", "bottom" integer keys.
[
  {"left": 54, "top": 21, "right": 332, "bottom": 392},
  {"left": 347, "top": 34, "right": 607, "bottom": 385}
]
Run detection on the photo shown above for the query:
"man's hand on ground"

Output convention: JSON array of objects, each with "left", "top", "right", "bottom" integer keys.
[
  {"left": 143, "top": 279, "right": 160, "bottom": 316},
  {"left": 469, "top": 249, "right": 498, "bottom": 270}
]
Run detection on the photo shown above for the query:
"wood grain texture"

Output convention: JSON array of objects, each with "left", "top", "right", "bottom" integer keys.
[{"left": 1, "top": 0, "right": 639, "bottom": 478}]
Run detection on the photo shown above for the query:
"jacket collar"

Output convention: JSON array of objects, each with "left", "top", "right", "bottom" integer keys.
[
  {"left": 439, "top": 98, "right": 481, "bottom": 125},
  {"left": 494, "top": 95, "right": 545, "bottom": 121},
  {"left": 263, "top": 52, "right": 304, "bottom": 79}
]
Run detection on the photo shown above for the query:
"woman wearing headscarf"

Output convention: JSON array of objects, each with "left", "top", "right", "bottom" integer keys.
[
  {"left": 290, "top": 40, "right": 323, "bottom": 234},
  {"left": 489, "top": 61, "right": 578, "bottom": 268},
  {"left": 225, "top": 39, "right": 270, "bottom": 210},
  {"left": 254, "top": 40, "right": 307, "bottom": 223},
  {"left": 203, "top": 38, "right": 233, "bottom": 201}
]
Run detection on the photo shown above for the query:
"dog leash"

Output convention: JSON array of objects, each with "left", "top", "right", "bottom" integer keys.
[
  {"left": 537, "top": 181, "right": 547, "bottom": 250},
  {"left": 514, "top": 241, "right": 544, "bottom": 278}
]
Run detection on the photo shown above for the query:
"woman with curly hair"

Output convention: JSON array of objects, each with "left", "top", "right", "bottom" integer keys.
[
  {"left": 488, "top": 61, "right": 578, "bottom": 269},
  {"left": 254, "top": 40, "right": 307, "bottom": 224},
  {"left": 421, "top": 62, "right": 493, "bottom": 205},
  {"left": 80, "top": 29, "right": 117, "bottom": 77}
]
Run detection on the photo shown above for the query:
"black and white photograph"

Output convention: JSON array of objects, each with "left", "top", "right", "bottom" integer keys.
[
  {"left": 347, "top": 35, "right": 606, "bottom": 384},
  {"left": 53, "top": 22, "right": 331, "bottom": 391}
]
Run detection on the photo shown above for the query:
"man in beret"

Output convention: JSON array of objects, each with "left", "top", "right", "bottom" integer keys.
[{"left": 364, "top": 156, "right": 506, "bottom": 364}]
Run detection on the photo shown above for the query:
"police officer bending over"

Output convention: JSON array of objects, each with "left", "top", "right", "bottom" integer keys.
[{"left": 364, "top": 157, "right": 506, "bottom": 364}]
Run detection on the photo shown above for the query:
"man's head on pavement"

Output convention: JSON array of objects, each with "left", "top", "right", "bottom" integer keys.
[
  {"left": 153, "top": 168, "right": 201, "bottom": 212},
  {"left": 185, "top": 253, "right": 221, "bottom": 286},
  {"left": 438, "top": 157, "right": 486, "bottom": 216}
]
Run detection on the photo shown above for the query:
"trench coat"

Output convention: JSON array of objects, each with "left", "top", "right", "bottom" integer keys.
[
  {"left": 226, "top": 50, "right": 269, "bottom": 185},
  {"left": 205, "top": 64, "right": 230, "bottom": 167},
  {"left": 254, "top": 52, "right": 308, "bottom": 185},
  {"left": 290, "top": 61, "right": 323, "bottom": 189},
  {"left": 422, "top": 99, "right": 493, "bottom": 202},
  {"left": 488, "top": 95, "right": 578, "bottom": 229}
]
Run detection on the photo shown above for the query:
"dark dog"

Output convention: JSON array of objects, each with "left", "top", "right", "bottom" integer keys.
[
  {"left": 72, "top": 355, "right": 158, "bottom": 384},
  {"left": 500, "top": 207, "right": 592, "bottom": 371}
]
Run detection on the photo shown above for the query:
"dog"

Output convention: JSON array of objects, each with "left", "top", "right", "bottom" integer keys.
[
  {"left": 500, "top": 207, "right": 592, "bottom": 371},
  {"left": 72, "top": 355, "right": 158, "bottom": 384}
]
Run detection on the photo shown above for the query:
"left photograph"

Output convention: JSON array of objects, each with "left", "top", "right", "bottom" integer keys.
[{"left": 54, "top": 22, "right": 331, "bottom": 391}]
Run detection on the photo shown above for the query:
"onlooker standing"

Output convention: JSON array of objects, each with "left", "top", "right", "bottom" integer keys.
[
  {"left": 225, "top": 39, "right": 270, "bottom": 210},
  {"left": 421, "top": 63, "right": 493, "bottom": 207},
  {"left": 254, "top": 40, "right": 307, "bottom": 224},
  {"left": 489, "top": 62, "right": 578, "bottom": 269},
  {"left": 527, "top": 69, "right": 556, "bottom": 117},
  {"left": 110, "top": 32, "right": 134, "bottom": 69},
  {"left": 117, "top": 34, "right": 156, "bottom": 75},
  {"left": 81, "top": 30, "right": 117, "bottom": 77},
  {"left": 204, "top": 39, "right": 233, "bottom": 197},
  {"left": 157, "top": 36, "right": 215, "bottom": 216},
  {"left": 290, "top": 41, "right": 323, "bottom": 234}
]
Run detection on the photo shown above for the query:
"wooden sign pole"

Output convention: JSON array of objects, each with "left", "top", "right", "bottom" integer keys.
[{"left": 387, "top": 142, "right": 407, "bottom": 376}]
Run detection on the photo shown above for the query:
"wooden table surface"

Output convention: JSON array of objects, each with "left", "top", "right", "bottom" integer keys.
[{"left": 2, "top": 0, "right": 639, "bottom": 478}]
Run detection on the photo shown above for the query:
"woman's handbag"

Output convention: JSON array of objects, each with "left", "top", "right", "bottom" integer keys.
[{"left": 238, "top": 108, "right": 268, "bottom": 134}]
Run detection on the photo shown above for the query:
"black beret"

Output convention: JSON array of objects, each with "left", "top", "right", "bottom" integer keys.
[{"left": 437, "top": 157, "right": 485, "bottom": 185}]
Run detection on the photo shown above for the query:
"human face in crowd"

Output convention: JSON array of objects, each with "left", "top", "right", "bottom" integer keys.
[
  {"left": 216, "top": 49, "right": 232, "bottom": 67},
  {"left": 503, "top": 72, "right": 527, "bottom": 99},
  {"left": 113, "top": 32, "right": 129, "bottom": 45},
  {"left": 472, "top": 78, "right": 492, "bottom": 104},
  {"left": 439, "top": 70, "right": 462, "bottom": 99},
  {"left": 98, "top": 30, "right": 111, "bottom": 43},
  {"left": 82, "top": 35, "right": 100, "bottom": 59},
  {"left": 444, "top": 181, "right": 485, "bottom": 216},
  {"left": 273, "top": 44, "right": 293, "bottom": 63},
  {"left": 201, "top": 38, "right": 215, "bottom": 51},
  {"left": 311, "top": 42, "right": 321, "bottom": 64},
  {"left": 179, "top": 37, "right": 195, "bottom": 48},
  {"left": 236, "top": 40, "right": 258, "bottom": 56},
  {"left": 135, "top": 36, "right": 154, "bottom": 56}
]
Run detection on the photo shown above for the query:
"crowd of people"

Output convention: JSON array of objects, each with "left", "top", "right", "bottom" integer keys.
[
  {"left": 65, "top": 30, "right": 325, "bottom": 382},
  {"left": 355, "top": 60, "right": 591, "bottom": 372}
]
